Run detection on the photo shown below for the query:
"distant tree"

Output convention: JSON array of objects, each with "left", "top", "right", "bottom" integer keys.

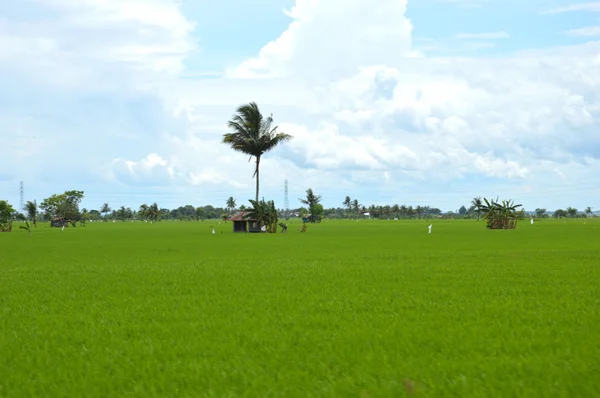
[
  {"left": 399, "top": 205, "right": 407, "bottom": 218},
  {"left": 40, "top": 191, "right": 84, "bottom": 226},
  {"left": 458, "top": 205, "right": 468, "bottom": 216},
  {"left": 147, "top": 203, "right": 161, "bottom": 222},
  {"left": 299, "top": 188, "right": 323, "bottom": 223},
  {"left": 24, "top": 200, "right": 38, "bottom": 227},
  {"left": 0, "top": 200, "right": 15, "bottom": 232},
  {"left": 343, "top": 196, "right": 352, "bottom": 215},
  {"left": 226, "top": 197, "right": 237, "bottom": 214},
  {"left": 195, "top": 206, "right": 206, "bottom": 221},
  {"left": 585, "top": 207, "right": 593, "bottom": 217},
  {"left": 566, "top": 207, "right": 578, "bottom": 218},
  {"left": 88, "top": 210, "right": 101, "bottom": 220},
  {"left": 117, "top": 206, "right": 131, "bottom": 222},
  {"left": 351, "top": 199, "right": 360, "bottom": 217},
  {"left": 222, "top": 102, "right": 293, "bottom": 202},
  {"left": 416, "top": 205, "right": 424, "bottom": 219},
  {"left": 535, "top": 208, "right": 547, "bottom": 218},
  {"left": 80, "top": 208, "right": 90, "bottom": 226},
  {"left": 553, "top": 209, "right": 567, "bottom": 218},
  {"left": 100, "top": 203, "right": 111, "bottom": 220},
  {"left": 138, "top": 204, "right": 149, "bottom": 221},
  {"left": 471, "top": 197, "right": 483, "bottom": 220}
]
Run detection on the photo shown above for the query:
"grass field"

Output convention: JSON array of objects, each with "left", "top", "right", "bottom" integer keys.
[{"left": 1, "top": 218, "right": 599, "bottom": 397}]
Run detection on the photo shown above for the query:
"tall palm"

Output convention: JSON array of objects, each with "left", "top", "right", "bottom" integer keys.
[
  {"left": 226, "top": 197, "right": 237, "bottom": 214},
  {"left": 139, "top": 204, "right": 149, "bottom": 221},
  {"left": 351, "top": 199, "right": 360, "bottom": 217},
  {"left": 585, "top": 206, "right": 592, "bottom": 217},
  {"left": 100, "top": 203, "right": 111, "bottom": 220},
  {"left": 24, "top": 200, "right": 38, "bottom": 227},
  {"left": 343, "top": 196, "right": 351, "bottom": 213},
  {"left": 471, "top": 197, "right": 483, "bottom": 221},
  {"left": 223, "top": 102, "right": 293, "bottom": 202}
]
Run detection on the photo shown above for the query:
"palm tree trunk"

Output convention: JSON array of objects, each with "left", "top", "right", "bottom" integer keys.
[{"left": 255, "top": 155, "right": 261, "bottom": 203}]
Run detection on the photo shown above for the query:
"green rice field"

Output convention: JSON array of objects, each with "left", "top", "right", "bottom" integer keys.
[{"left": 1, "top": 218, "right": 599, "bottom": 397}]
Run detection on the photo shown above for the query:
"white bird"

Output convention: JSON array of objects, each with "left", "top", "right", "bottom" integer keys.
[
  {"left": 61, "top": 225, "right": 65, "bottom": 231},
  {"left": 428, "top": 224, "right": 432, "bottom": 234},
  {"left": 212, "top": 228, "right": 216, "bottom": 234},
  {"left": 530, "top": 218, "right": 534, "bottom": 225}
]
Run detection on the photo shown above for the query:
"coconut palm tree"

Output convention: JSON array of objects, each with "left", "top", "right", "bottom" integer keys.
[
  {"left": 471, "top": 197, "right": 483, "bottom": 221},
  {"left": 585, "top": 207, "right": 593, "bottom": 217},
  {"left": 24, "top": 200, "right": 38, "bottom": 227},
  {"left": 299, "top": 188, "right": 323, "bottom": 223},
  {"left": 138, "top": 204, "right": 149, "bottom": 221},
  {"left": 351, "top": 199, "right": 360, "bottom": 218},
  {"left": 222, "top": 102, "right": 293, "bottom": 202},
  {"left": 226, "top": 197, "right": 237, "bottom": 214},
  {"left": 343, "top": 196, "right": 352, "bottom": 216},
  {"left": 100, "top": 203, "right": 111, "bottom": 220}
]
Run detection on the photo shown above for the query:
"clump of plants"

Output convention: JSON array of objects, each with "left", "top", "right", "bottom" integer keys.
[
  {"left": 0, "top": 200, "right": 14, "bottom": 232},
  {"left": 19, "top": 221, "right": 32, "bottom": 236},
  {"left": 477, "top": 197, "right": 522, "bottom": 230},
  {"left": 248, "top": 199, "right": 278, "bottom": 233}
]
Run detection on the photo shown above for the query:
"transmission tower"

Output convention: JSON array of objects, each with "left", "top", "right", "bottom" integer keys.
[
  {"left": 19, "top": 181, "right": 24, "bottom": 211},
  {"left": 284, "top": 179, "right": 289, "bottom": 219}
]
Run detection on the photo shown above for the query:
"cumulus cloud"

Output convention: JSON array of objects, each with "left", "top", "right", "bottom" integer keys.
[
  {"left": 1, "top": 0, "right": 599, "bottom": 210},
  {"left": 226, "top": 0, "right": 419, "bottom": 79},
  {"left": 111, "top": 153, "right": 179, "bottom": 186},
  {"left": 0, "top": 0, "right": 195, "bottom": 92}
]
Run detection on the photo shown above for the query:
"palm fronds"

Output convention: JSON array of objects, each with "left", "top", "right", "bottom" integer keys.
[{"left": 476, "top": 197, "right": 522, "bottom": 229}]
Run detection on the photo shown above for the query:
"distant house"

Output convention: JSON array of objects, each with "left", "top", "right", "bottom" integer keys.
[
  {"left": 50, "top": 218, "right": 69, "bottom": 228},
  {"left": 228, "top": 211, "right": 262, "bottom": 233}
]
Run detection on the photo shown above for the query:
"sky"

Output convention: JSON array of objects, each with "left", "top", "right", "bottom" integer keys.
[{"left": 1, "top": 0, "right": 599, "bottom": 212}]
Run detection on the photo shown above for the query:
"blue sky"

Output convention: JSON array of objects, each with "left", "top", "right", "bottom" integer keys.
[{"left": 1, "top": 0, "right": 599, "bottom": 212}]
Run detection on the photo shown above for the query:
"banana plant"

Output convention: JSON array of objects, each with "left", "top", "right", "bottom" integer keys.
[
  {"left": 19, "top": 221, "right": 32, "bottom": 236},
  {"left": 477, "top": 197, "right": 522, "bottom": 229}
]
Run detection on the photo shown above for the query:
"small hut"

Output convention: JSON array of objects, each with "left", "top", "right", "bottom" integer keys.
[
  {"left": 50, "top": 218, "right": 69, "bottom": 228},
  {"left": 228, "top": 211, "right": 262, "bottom": 233}
]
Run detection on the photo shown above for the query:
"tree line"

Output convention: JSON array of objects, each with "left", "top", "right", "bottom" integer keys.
[{"left": 1, "top": 102, "right": 595, "bottom": 232}]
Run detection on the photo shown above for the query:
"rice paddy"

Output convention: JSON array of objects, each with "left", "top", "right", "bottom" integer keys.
[{"left": 1, "top": 218, "right": 599, "bottom": 397}]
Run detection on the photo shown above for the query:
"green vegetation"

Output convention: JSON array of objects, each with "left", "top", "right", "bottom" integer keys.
[
  {"left": 477, "top": 198, "right": 523, "bottom": 230},
  {"left": 0, "top": 200, "right": 15, "bottom": 232},
  {"left": 299, "top": 188, "right": 324, "bottom": 223},
  {"left": 222, "top": 102, "right": 293, "bottom": 202},
  {"left": 1, "top": 219, "right": 599, "bottom": 396}
]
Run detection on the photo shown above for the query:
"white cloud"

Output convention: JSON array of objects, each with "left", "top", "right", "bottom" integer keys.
[
  {"left": 0, "top": 0, "right": 195, "bottom": 91},
  {"left": 226, "top": 0, "right": 419, "bottom": 79},
  {"left": 1, "top": 0, "right": 599, "bottom": 211},
  {"left": 456, "top": 31, "right": 510, "bottom": 39},
  {"left": 564, "top": 26, "right": 600, "bottom": 37},
  {"left": 542, "top": 2, "right": 600, "bottom": 14}
]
